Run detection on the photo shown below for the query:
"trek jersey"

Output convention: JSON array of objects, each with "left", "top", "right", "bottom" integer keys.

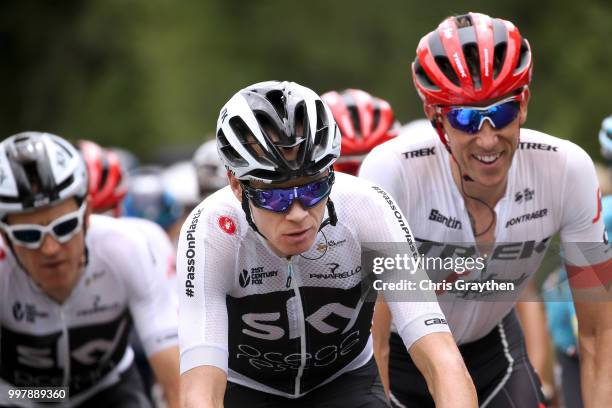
[
  {"left": 0, "top": 215, "right": 178, "bottom": 407},
  {"left": 178, "top": 173, "right": 449, "bottom": 398},
  {"left": 360, "top": 127, "right": 611, "bottom": 345}
]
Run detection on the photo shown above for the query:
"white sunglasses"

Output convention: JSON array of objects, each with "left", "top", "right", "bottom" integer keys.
[{"left": 0, "top": 202, "right": 87, "bottom": 249}]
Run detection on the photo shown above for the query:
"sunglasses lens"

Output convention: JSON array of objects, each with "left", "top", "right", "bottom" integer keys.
[
  {"left": 254, "top": 189, "right": 293, "bottom": 212},
  {"left": 447, "top": 108, "right": 481, "bottom": 134},
  {"left": 298, "top": 180, "right": 331, "bottom": 207},
  {"left": 488, "top": 102, "right": 520, "bottom": 129},
  {"left": 13, "top": 229, "right": 42, "bottom": 244},
  {"left": 53, "top": 217, "right": 79, "bottom": 240}
]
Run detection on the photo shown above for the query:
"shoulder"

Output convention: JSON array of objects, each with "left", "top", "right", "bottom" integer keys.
[
  {"left": 179, "top": 186, "right": 248, "bottom": 244},
  {"left": 518, "top": 129, "right": 590, "bottom": 163},
  {"left": 120, "top": 217, "right": 169, "bottom": 240},
  {"left": 370, "top": 122, "right": 440, "bottom": 161},
  {"left": 331, "top": 172, "right": 400, "bottom": 214},
  {"left": 87, "top": 215, "right": 152, "bottom": 258}
]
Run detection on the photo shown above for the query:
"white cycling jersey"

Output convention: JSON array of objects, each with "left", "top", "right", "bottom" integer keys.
[
  {"left": 177, "top": 172, "right": 449, "bottom": 398},
  {"left": 0, "top": 215, "right": 178, "bottom": 407},
  {"left": 360, "top": 127, "right": 611, "bottom": 344},
  {"left": 121, "top": 216, "right": 178, "bottom": 307}
]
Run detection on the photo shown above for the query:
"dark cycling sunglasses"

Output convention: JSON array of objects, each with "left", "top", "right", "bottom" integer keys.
[
  {"left": 438, "top": 94, "right": 522, "bottom": 135},
  {"left": 0, "top": 202, "right": 87, "bottom": 249},
  {"left": 242, "top": 171, "right": 335, "bottom": 213}
]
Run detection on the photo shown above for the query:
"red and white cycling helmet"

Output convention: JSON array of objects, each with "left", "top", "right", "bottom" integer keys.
[
  {"left": 322, "top": 89, "right": 398, "bottom": 175},
  {"left": 78, "top": 140, "right": 127, "bottom": 214},
  {"left": 412, "top": 12, "right": 532, "bottom": 107}
]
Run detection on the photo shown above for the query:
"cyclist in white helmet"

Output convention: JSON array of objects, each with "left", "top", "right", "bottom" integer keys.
[
  {"left": 360, "top": 12, "right": 612, "bottom": 408},
  {"left": 0, "top": 132, "right": 179, "bottom": 407},
  {"left": 178, "top": 81, "right": 477, "bottom": 407},
  {"left": 193, "top": 139, "right": 229, "bottom": 200}
]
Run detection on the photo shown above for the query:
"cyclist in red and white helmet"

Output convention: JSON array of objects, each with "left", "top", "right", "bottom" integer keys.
[
  {"left": 322, "top": 89, "right": 399, "bottom": 176},
  {"left": 78, "top": 140, "right": 128, "bottom": 216},
  {"left": 360, "top": 12, "right": 611, "bottom": 408}
]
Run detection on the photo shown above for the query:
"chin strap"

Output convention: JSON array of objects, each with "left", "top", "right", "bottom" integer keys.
[
  {"left": 241, "top": 189, "right": 264, "bottom": 238},
  {"left": 318, "top": 199, "right": 338, "bottom": 231}
]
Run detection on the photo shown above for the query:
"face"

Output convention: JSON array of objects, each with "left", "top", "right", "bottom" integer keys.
[
  {"left": 426, "top": 90, "right": 529, "bottom": 188},
  {"left": 4, "top": 199, "right": 88, "bottom": 300},
  {"left": 230, "top": 173, "right": 328, "bottom": 257}
]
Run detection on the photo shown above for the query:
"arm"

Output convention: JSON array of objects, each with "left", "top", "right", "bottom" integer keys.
[
  {"left": 559, "top": 142, "right": 612, "bottom": 407},
  {"left": 409, "top": 332, "right": 477, "bottom": 407},
  {"left": 181, "top": 366, "right": 227, "bottom": 408},
  {"left": 571, "top": 291, "right": 612, "bottom": 408},
  {"left": 371, "top": 298, "right": 392, "bottom": 396},
  {"left": 516, "top": 281, "right": 553, "bottom": 396},
  {"left": 176, "top": 205, "right": 236, "bottom": 407},
  {"left": 149, "top": 346, "right": 180, "bottom": 408},
  {"left": 354, "top": 178, "right": 476, "bottom": 406}
]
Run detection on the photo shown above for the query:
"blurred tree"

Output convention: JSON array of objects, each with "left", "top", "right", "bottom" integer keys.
[{"left": 0, "top": 0, "right": 610, "bottom": 162}]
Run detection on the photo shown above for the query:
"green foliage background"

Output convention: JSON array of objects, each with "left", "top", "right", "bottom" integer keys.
[{"left": 1, "top": 0, "right": 610, "bottom": 162}]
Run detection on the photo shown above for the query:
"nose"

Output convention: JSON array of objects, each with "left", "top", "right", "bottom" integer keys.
[
  {"left": 475, "top": 120, "right": 499, "bottom": 151},
  {"left": 40, "top": 233, "right": 61, "bottom": 256},
  {"left": 285, "top": 200, "right": 309, "bottom": 223}
]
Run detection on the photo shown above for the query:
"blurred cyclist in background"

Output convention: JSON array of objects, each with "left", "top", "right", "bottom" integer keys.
[
  {"left": 0, "top": 132, "right": 179, "bottom": 407},
  {"left": 192, "top": 139, "right": 229, "bottom": 199},
  {"left": 80, "top": 140, "right": 178, "bottom": 406},
  {"left": 122, "top": 166, "right": 184, "bottom": 245},
  {"left": 321, "top": 89, "right": 399, "bottom": 176},
  {"left": 542, "top": 115, "right": 612, "bottom": 408}
]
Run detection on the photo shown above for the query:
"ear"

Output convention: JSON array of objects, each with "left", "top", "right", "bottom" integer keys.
[
  {"left": 423, "top": 103, "right": 436, "bottom": 121},
  {"left": 519, "top": 88, "right": 530, "bottom": 125},
  {"left": 228, "top": 173, "right": 243, "bottom": 202}
]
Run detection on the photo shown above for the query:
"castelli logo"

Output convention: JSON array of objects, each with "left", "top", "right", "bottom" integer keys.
[{"left": 218, "top": 216, "right": 236, "bottom": 235}]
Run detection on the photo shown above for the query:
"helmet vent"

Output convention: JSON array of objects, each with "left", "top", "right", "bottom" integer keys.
[
  {"left": 434, "top": 56, "right": 461, "bottom": 87},
  {"left": 514, "top": 39, "right": 531, "bottom": 74},
  {"left": 217, "top": 129, "right": 247, "bottom": 168},
  {"left": 266, "top": 90, "right": 287, "bottom": 119}
]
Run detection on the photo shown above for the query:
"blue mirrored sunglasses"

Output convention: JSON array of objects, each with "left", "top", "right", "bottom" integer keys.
[
  {"left": 439, "top": 94, "right": 522, "bottom": 134},
  {"left": 242, "top": 171, "right": 335, "bottom": 213}
]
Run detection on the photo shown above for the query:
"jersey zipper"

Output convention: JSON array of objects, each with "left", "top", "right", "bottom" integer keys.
[
  {"left": 286, "top": 257, "right": 307, "bottom": 397},
  {"left": 59, "top": 305, "right": 71, "bottom": 394}
]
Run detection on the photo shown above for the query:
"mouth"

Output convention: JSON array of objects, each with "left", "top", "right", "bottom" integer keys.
[
  {"left": 472, "top": 151, "right": 503, "bottom": 166},
  {"left": 41, "top": 260, "right": 66, "bottom": 270},
  {"left": 283, "top": 227, "right": 312, "bottom": 243}
]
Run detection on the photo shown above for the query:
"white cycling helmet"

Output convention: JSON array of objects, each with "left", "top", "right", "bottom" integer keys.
[
  {"left": 216, "top": 80, "right": 341, "bottom": 184},
  {"left": 0, "top": 132, "right": 88, "bottom": 219},
  {"left": 599, "top": 115, "right": 612, "bottom": 160},
  {"left": 192, "top": 139, "right": 228, "bottom": 197},
  {"left": 162, "top": 161, "right": 200, "bottom": 208}
]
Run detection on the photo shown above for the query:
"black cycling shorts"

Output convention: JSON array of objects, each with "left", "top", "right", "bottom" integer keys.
[
  {"left": 555, "top": 350, "right": 583, "bottom": 408},
  {"left": 388, "top": 310, "right": 546, "bottom": 408},
  {"left": 78, "top": 363, "right": 152, "bottom": 408},
  {"left": 224, "top": 357, "right": 390, "bottom": 408}
]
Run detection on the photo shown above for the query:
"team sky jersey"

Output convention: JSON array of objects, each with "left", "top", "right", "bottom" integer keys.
[
  {"left": 360, "top": 127, "right": 611, "bottom": 345},
  {"left": 0, "top": 215, "right": 178, "bottom": 407},
  {"left": 177, "top": 173, "right": 449, "bottom": 398}
]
